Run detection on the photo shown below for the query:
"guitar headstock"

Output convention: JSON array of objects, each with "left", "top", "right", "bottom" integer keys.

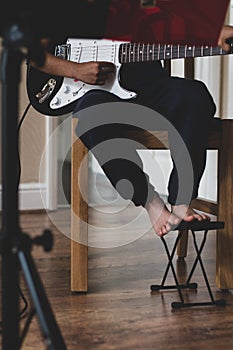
[{"left": 226, "top": 37, "right": 233, "bottom": 54}]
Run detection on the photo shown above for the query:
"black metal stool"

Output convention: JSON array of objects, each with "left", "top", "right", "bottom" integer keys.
[{"left": 151, "top": 220, "right": 226, "bottom": 309}]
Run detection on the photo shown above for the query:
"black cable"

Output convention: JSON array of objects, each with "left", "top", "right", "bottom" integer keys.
[
  {"left": 16, "top": 102, "right": 32, "bottom": 320},
  {"left": 18, "top": 285, "right": 29, "bottom": 320},
  {"left": 16, "top": 102, "right": 32, "bottom": 187}
]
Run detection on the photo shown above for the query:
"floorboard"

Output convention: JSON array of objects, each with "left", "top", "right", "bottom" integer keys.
[{"left": 1, "top": 174, "right": 233, "bottom": 349}]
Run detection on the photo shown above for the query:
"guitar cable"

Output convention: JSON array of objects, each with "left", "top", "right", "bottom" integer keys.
[{"left": 0, "top": 102, "right": 32, "bottom": 334}]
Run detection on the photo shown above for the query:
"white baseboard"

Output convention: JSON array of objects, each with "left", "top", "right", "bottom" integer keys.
[{"left": 0, "top": 183, "right": 48, "bottom": 211}]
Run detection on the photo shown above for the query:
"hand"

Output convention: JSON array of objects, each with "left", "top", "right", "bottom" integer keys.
[
  {"left": 74, "top": 61, "right": 116, "bottom": 85},
  {"left": 218, "top": 25, "right": 233, "bottom": 51}
]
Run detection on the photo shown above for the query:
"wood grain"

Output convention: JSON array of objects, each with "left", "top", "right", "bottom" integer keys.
[
  {"left": 216, "top": 120, "right": 233, "bottom": 289},
  {"left": 4, "top": 209, "right": 232, "bottom": 350},
  {"left": 71, "top": 118, "right": 88, "bottom": 292}
]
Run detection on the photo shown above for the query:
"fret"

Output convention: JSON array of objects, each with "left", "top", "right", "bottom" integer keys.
[
  {"left": 203, "top": 46, "right": 210, "bottom": 57},
  {"left": 158, "top": 44, "right": 165, "bottom": 60},
  {"left": 127, "top": 43, "right": 130, "bottom": 62},
  {"left": 127, "top": 43, "right": 130, "bottom": 61},
  {"left": 165, "top": 44, "right": 172, "bottom": 60},
  {"left": 131, "top": 43, "right": 135, "bottom": 62},
  {"left": 132, "top": 43, "right": 135, "bottom": 62},
  {"left": 149, "top": 44, "right": 153, "bottom": 60},
  {"left": 133, "top": 43, "right": 136, "bottom": 62},
  {"left": 120, "top": 43, "right": 126, "bottom": 62},
  {"left": 124, "top": 45, "right": 129, "bottom": 62},
  {"left": 194, "top": 47, "right": 202, "bottom": 57},
  {"left": 124, "top": 43, "right": 128, "bottom": 62},
  {"left": 212, "top": 47, "right": 222, "bottom": 56},
  {"left": 137, "top": 44, "right": 140, "bottom": 62},
  {"left": 126, "top": 43, "right": 130, "bottom": 62},
  {"left": 147, "top": 44, "right": 153, "bottom": 61},
  {"left": 151, "top": 43, "right": 155, "bottom": 61},
  {"left": 186, "top": 46, "right": 194, "bottom": 58},
  {"left": 123, "top": 43, "right": 127, "bottom": 62},
  {"left": 171, "top": 46, "right": 180, "bottom": 59}
]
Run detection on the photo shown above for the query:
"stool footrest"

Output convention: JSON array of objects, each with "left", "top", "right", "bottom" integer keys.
[
  {"left": 151, "top": 221, "right": 226, "bottom": 309},
  {"left": 151, "top": 282, "right": 197, "bottom": 291},
  {"left": 175, "top": 220, "right": 224, "bottom": 231},
  {"left": 172, "top": 299, "right": 226, "bottom": 309}
]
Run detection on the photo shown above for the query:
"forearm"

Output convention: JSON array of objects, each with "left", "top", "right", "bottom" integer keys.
[
  {"left": 30, "top": 51, "right": 78, "bottom": 79},
  {"left": 30, "top": 50, "right": 116, "bottom": 86}
]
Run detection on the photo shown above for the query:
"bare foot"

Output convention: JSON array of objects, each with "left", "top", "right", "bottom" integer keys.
[
  {"left": 171, "top": 204, "right": 210, "bottom": 222},
  {"left": 146, "top": 194, "right": 180, "bottom": 237}
]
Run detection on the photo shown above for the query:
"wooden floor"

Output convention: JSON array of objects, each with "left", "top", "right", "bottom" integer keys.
[{"left": 1, "top": 176, "right": 233, "bottom": 349}]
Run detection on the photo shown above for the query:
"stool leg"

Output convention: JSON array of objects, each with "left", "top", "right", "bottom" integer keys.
[
  {"left": 185, "top": 230, "right": 208, "bottom": 286},
  {"left": 151, "top": 229, "right": 226, "bottom": 309},
  {"left": 151, "top": 232, "right": 196, "bottom": 304},
  {"left": 189, "top": 230, "right": 226, "bottom": 307},
  {"left": 173, "top": 230, "right": 226, "bottom": 308},
  {"left": 177, "top": 229, "right": 189, "bottom": 259}
]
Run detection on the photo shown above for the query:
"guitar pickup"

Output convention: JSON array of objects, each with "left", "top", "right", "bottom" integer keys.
[
  {"left": 55, "top": 44, "right": 71, "bottom": 60},
  {"left": 36, "top": 78, "right": 56, "bottom": 104}
]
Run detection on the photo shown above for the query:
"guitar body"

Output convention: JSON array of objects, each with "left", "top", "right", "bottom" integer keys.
[{"left": 26, "top": 38, "right": 137, "bottom": 116}]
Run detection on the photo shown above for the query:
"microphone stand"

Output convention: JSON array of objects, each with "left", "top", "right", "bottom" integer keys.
[{"left": 0, "top": 21, "right": 67, "bottom": 350}]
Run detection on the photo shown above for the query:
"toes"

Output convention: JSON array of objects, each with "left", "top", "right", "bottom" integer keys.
[
  {"left": 157, "top": 229, "right": 163, "bottom": 237},
  {"left": 183, "top": 215, "right": 196, "bottom": 222},
  {"left": 161, "top": 223, "right": 172, "bottom": 236},
  {"left": 193, "top": 213, "right": 210, "bottom": 221},
  {"left": 193, "top": 214, "right": 202, "bottom": 221},
  {"left": 162, "top": 225, "right": 168, "bottom": 235},
  {"left": 156, "top": 224, "right": 170, "bottom": 237},
  {"left": 165, "top": 222, "right": 172, "bottom": 232},
  {"left": 202, "top": 214, "right": 210, "bottom": 221}
]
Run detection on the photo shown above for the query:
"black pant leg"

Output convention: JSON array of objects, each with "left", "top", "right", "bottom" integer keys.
[{"left": 74, "top": 90, "right": 156, "bottom": 207}]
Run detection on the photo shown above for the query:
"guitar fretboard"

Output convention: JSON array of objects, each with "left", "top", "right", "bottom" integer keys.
[{"left": 119, "top": 43, "right": 231, "bottom": 63}]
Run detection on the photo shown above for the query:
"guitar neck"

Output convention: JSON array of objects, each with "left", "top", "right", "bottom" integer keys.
[{"left": 119, "top": 41, "right": 233, "bottom": 63}]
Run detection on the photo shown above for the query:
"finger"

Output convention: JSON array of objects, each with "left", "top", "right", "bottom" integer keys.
[
  {"left": 99, "top": 63, "right": 116, "bottom": 73},
  {"left": 95, "top": 78, "right": 106, "bottom": 85},
  {"left": 96, "top": 73, "right": 114, "bottom": 85}
]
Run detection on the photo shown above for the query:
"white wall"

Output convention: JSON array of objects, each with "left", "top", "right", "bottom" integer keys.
[{"left": 138, "top": 1, "right": 233, "bottom": 203}]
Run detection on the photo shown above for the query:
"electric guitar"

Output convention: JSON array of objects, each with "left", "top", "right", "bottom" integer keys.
[{"left": 27, "top": 37, "right": 233, "bottom": 116}]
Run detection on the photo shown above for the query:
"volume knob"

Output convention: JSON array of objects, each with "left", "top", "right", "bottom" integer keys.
[
  {"left": 52, "top": 97, "right": 61, "bottom": 106},
  {"left": 62, "top": 85, "right": 71, "bottom": 94}
]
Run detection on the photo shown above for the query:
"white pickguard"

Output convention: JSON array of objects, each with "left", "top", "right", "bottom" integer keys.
[{"left": 50, "top": 38, "right": 136, "bottom": 110}]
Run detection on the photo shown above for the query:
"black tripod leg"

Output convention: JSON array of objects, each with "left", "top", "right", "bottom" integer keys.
[
  {"left": 18, "top": 249, "right": 67, "bottom": 350},
  {"left": 1, "top": 44, "right": 23, "bottom": 350},
  {"left": 0, "top": 20, "right": 68, "bottom": 349}
]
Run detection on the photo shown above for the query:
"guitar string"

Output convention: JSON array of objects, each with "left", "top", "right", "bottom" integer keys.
[
  {"left": 67, "top": 45, "right": 225, "bottom": 62},
  {"left": 69, "top": 45, "right": 224, "bottom": 55}
]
